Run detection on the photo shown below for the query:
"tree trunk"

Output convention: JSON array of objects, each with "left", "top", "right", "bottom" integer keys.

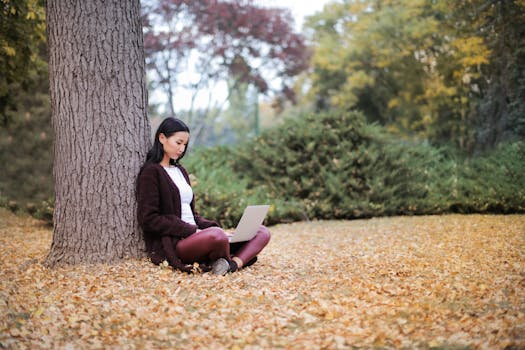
[{"left": 45, "top": 0, "right": 150, "bottom": 266}]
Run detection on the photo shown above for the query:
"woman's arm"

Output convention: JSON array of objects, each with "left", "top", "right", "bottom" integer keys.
[{"left": 194, "top": 210, "right": 219, "bottom": 229}]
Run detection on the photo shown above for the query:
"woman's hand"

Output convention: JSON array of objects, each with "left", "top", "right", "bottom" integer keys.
[
  {"left": 167, "top": 257, "right": 193, "bottom": 273},
  {"left": 177, "top": 263, "right": 193, "bottom": 273}
]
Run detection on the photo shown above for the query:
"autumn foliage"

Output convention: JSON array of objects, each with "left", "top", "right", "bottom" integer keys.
[
  {"left": 1, "top": 209, "right": 524, "bottom": 348},
  {"left": 306, "top": 0, "right": 525, "bottom": 151}
]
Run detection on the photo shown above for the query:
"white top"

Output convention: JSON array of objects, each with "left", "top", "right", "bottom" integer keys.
[{"left": 163, "top": 166, "right": 197, "bottom": 226}]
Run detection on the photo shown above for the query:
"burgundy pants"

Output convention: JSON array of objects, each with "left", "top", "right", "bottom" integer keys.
[{"left": 175, "top": 225, "right": 271, "bottom": 265}]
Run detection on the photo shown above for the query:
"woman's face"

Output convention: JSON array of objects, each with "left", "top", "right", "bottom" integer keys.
[{"left": 159, "top": 131, "right": 189, "bottom": 162}]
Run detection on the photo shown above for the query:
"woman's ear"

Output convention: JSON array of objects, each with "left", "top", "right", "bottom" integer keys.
[{"left": 158, "top": 133, "right": 167, "bottom": 145}]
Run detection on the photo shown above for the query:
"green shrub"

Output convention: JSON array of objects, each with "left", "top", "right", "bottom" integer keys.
[
  {"left": 184, "top": 147, "right": 304, "bottom": 227},
  {"left": 360, "top": 132, "right": 453, "bottom": 216},
  {"left": 13, "top": 113, "right": 524, "bottom": 226},
  {"left": 220, "top": 111, "right": 523, "bottom": 220},
  {"left": 0, "top": 88, "right": 53, "bottom": 206},
  {"left": 0, "top": 195, "right": 53, "bottom": 225},
  {"left": 451, "top": 141, "right": 525, "bottom": 213},
  {"left": 0, "top": 195, "right": 8, "bottom": 209},
  {"left": 33, "top": 197, "right": 54, "bottom": 225},
  {"left": 229, "top": 111, "right": 451, "bottom": 219}
]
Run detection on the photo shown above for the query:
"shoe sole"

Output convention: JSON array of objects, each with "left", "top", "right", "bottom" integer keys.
[{"left": 211, "top": 258, "right": 230, "bottom": 275}]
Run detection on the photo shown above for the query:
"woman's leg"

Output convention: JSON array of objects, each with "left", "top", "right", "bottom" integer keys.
[
  {"left": 175, "top": 227, "right": 230, "bottom": 264},
  {"left": 230, "top": 225, "right": 271, "bottom": 268}
]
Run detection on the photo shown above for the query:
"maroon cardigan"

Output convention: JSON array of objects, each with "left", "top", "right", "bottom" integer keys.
[{"left": 136, "top": 162, "right": 218, "bottom": 270}]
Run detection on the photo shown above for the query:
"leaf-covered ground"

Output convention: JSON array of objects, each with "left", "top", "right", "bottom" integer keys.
[{"left": 1, "top": 209, "right": 524, "bottom": 349}]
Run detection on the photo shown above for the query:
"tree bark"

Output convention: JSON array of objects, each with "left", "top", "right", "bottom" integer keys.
[{"left": 45, "top": 0, "right": 150, "bottom": 266}]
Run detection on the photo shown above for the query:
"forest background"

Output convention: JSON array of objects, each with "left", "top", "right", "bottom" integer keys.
[{"left": 1, "top": 0, "right": 524, "bottom": 226}]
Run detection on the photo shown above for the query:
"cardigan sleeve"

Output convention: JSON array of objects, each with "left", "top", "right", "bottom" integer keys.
[
  {"left": 137, "top": 165, "right": 198, "bottom": 238},
  {"left": 195, "top": 215, "right": 219, "bottom": 229},
  {"left": 191, "top": 192, "right": 219, "bottom": 229}
]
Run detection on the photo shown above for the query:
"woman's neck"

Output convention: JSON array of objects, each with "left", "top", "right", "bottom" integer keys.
[{"left": 160, "top": 156, "right": 172, "bottom": 168}]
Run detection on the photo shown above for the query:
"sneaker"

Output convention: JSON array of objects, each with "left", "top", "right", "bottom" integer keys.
[
  {"left": 211, "top": 258, "right": 230, "bottom": 275},
  {"left": 244, "top": 256, "right": 258, "bottom": 268}
]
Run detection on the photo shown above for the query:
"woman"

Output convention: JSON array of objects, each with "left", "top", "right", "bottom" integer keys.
[{"left": 136, "top": 117, "right": 271, "bottom": 274}]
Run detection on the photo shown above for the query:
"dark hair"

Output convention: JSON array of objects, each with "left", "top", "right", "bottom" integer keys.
[{"left": 145, "top": 117, "right": 190, "bottom": 165}]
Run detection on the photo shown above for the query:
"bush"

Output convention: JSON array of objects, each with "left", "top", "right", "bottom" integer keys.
[
  {"left": 184, "top": 146, "right": 304, "bottom": 227},
  {"left": 192, "top": 110, "right": 523, "bottom": 221},
  {"left": 33, "top": 198, "right": 54, "bottom": 226},
  {"left": 0, "top": 88, "right": 53, "bottom": 206},
  {"left": 450, "top": 141, "right": 525, "bottom": 213},
  {"left": 10, "top": 112, "right": 523, "bottom": 225},
  {"left": 229, "top": 111, "right": 453, "bottom": 219},
  {"left": 0, "top": 195, "right": 54, "bottom": 225}
]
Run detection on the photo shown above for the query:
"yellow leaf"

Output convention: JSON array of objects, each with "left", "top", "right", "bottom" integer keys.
[
  {"left": 324, "top": 311, "right": 335, "bottom": 320},
  {"left": 388, "top": 98, "right": 400, "bottom": 109},
  {"left": 3, "top": 46, "right": 16, "bottom": 57},
  {"left": 428, "top": 340, "right": 441, "bottom": 347},
  {"left": 33, "top": 306, "right": 45, "bottom": 317}
]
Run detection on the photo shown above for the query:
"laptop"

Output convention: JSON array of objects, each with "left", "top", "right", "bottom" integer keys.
[{"left": 229, "top": 205, "right": 270, "bottom": 243}]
